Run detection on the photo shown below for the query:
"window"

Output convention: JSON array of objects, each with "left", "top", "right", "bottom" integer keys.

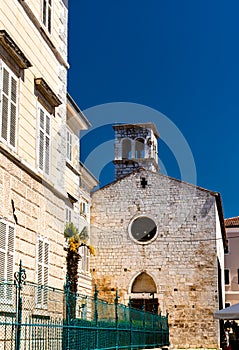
[
  {"left": 43, "top": 0, "right": 52, "bottom": 33},
  {"left": 37, "top": 105, "right": 51, "bottom": 175},
  {"left": 66, "top": 128, "right": 72, "bottom": 162},
  {"left": 80, "top": 201, "right": 89, "bottom": 217},
  {"left": 36, "top": 237, "right": 49, "bottom": 308},
  {"left": 129, "top": 216, "right": 157, "bottom": 243},
  {"left": 224, "top": 239, "right": 229, "bottom": 254},
  {"left": 225, "top": 269, "right": 230, "bottom": 285},
  {"left": 79, "top": 245, "right": 90, "bottom": 273},
  {"left": 0, "top": 61, "right": 18, "bottom": 148},
  {"left": 65, "top": 206, "right": 72, "bottom": 224},
  {"left": 0, "top": 220, "right": 15, "bottom": 303}
]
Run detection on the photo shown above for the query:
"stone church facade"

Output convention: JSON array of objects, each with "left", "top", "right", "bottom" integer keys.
[{"left": 90, "top": 123, "right": 226, "bottom": 349}]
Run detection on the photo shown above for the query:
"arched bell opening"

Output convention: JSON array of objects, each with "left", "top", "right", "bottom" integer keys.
[
  {"left": 135, "top": 138, "right": 145, "bottom": 158},
  {"left": 121, "top": 138, "right": 132, "bottom": 159}
]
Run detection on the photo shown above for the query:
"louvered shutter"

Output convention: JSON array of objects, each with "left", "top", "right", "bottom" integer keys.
[
  {"left": 43, "top": 0, "right": 47, "bottom": 26},
  {"left": 38, "top": 106, "right": 51, "bottom": 175},
  {"left": 37, "top": 238, "right": 43, "bottom": 305},
  {"left": 48, "top": 1, "right": 52, "bottom": 33},
  {"left": 45, "top": 115, "right": 50, "bottom": 174},
  {"left": 0, "top": 222, "right": 6, "bottom": 281},
  {"left": 38, "top": 109, "right": 45, "bottom": 171},
  {"left": 0, "top": 63, "right": 17, "bottom": 147},
  {"left": 1, "top": 68, "right": 9, "bottom": 142},
  {"left": 65, "top": 207, "right": 72, "bottom": 223},
  {"left": 86, "top": 247, "right": 90, "bottom": 272},
  {"left": 36, "top": 237, "right": 49, "bottom": 308},
  {"left": 7, "top": 226, "right": 14, "bottom": 279},
  {"left": 0, "top": 221, "right": 15, "bottom": 303},
  {"left": 43, "top": 241, "right": 49, "bottom": 305},
  {"left": 6, "top": 226, "right": 14, "bottom": 300},
  {"left": 43, "top": 0, "right": 52, "bottom": 33},
  {"left": 10, "top": 76, "right": 17, "bottom": 147},
  {"left": 79, "top": 246, "right": 90, "bottom": 273},
  {"left": 66, "top": 129, "right": 72, "bottom": 162},
  {"left": 78, "top": 246, "right": 83, "bottom": 272}
]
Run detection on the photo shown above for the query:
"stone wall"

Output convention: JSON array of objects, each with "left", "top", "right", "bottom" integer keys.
[
  {"left": 0, "top": 150, "right": 66, "bottom": 289},
  {"left": 90, "top": 169, "right": 222, "bottom": 349}
]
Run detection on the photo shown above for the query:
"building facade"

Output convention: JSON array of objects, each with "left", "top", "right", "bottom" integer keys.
[
  {"left": 0, "top": 0, "right": 95, "bottom": 310},
  {"left": 224, "top": 216, "right": 239, "bottom": 307},
  {"left": 90, "top": 123, "right": 226, "bottom": 349}
]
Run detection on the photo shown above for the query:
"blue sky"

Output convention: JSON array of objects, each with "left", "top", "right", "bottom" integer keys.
[{"left": 68, "top": 1, "right": 239, "bottom": 219}]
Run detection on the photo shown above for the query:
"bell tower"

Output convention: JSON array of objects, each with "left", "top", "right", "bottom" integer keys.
[{"left": 113, "top": 123, "right": 159, "bottom": 180}]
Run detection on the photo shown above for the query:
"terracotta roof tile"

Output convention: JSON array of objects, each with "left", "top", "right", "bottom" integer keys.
[{"left": 224, "top": 216, "right": 239, "bottom": 227}]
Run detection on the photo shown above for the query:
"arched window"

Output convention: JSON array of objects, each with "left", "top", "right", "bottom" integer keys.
[
  {"left": 135, "top": 138, "right": 145, "bottom": 158},
  {"left": 122, "top": 138, "right": 132, "bottom": 159},
  {"left": 131, "top": 272, "right": 157, "bottom": 293}
]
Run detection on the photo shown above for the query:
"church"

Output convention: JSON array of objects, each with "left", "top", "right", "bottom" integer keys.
[{"left": 90, "top": 122, "right": 226, "bottom": 349}]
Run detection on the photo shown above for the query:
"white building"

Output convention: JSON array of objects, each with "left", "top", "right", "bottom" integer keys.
[
  {"left": 224, "top": 216, "right": 239, "bottom": 307},
  {"left": 0, "top": 1, "right": 96, "bottom": 310}
]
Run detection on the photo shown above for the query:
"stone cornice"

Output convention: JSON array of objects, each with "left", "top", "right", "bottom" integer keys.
[
  {"left": 0, "top": 30, "right": 32, "bottom": 69},
  {"left": 35, "top": 78, "right": 62, "bottom": 107}
]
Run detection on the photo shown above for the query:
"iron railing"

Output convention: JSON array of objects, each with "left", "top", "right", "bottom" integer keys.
[{"left": 0, "top": 261, "right": 169, "bottom": 350}]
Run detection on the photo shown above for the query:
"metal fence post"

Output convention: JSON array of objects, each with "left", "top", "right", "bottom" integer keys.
[
  {"left": 128, "top": 297, "right": 133, "bottom": 350},
  {"left": 14, "top": 260, "right": 26, "bottom": 350},
  {"left": 166, "top": 310, "right": 169, "bottom": 345},
  {"left": 142, "top": 304, "right": 146, "bottom": 347},
  {"left": 64, "top": 276, "right": 71, "bottom": 350},
  {"left": 94, "top": 284, "right": 99, "bottom": 349},
  {"left": 114, "top": 289, "right": 119, "bottom": 350}
]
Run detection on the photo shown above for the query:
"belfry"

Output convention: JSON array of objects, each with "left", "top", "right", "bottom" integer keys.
[{"left": 113, "top": 123, "right": 159, "bottom": 179}]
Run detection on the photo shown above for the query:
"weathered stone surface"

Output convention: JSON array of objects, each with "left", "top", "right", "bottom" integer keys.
[
  {"left": 91, "top": 169, "right": 222, "bottom": 349},
  {"left": 1, "top": 153, "right": 66, "bottom": 289}
]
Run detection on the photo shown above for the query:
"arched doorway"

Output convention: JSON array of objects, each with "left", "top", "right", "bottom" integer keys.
[{"left": 130, "top": 272, "right": 158, "bottom": 313}]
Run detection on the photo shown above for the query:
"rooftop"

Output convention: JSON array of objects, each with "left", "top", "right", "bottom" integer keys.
[{"left": 224, "top": 216, "right": 239, "bottom": 227}]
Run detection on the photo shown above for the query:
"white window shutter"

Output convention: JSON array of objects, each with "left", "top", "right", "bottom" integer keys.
[
  {"left": 38, "top": 108, "right": 45, "bottom": 171},
  {"left": 43, "top": 241, "right": 49, "bottom": 305},
  {"left": 0, "top": 64, "right": 18, "bottom": 147},
  {"left": 44, "top": 241, "right": 49, "bottom": 283},
  {"left": 45, "top": 115, "right": 50, "bottom": 174},
  {"left": 0, "top": 221, "right": 15, "bottom": 303},
  {"left": 9, "top": 76, "right": 17, "bottom": 147},
  {"left": 0, "top": 222, "right": 6, "bottom": 280},
  {"left": 43, "top": 0, "right": 52, "bottom": 33},
  {"left": 7, "top": 226, "right": 14, "bottom": 281},
  {"left": 36, "top": 238, "right": 43, "bottom": 304},
  {"left": 66, "top": 129, "right": 72, "bottom": 162},
  {"left": 78, "top": 245, "right": 83, "bottom": 272},
  {"left": 37, "top": 106, "right": 51, "bottom": 175},
  {"left": 1, "top": 68, "right": 9, "bottom": 142},
  {"left": 86, "top": 247, "right": 90, "bottom": 272},
  {"left": 6, "top": 226, "right": 14, "bottom": 300},
  {"left": 36, "top": 237, "right": 49, "bottom": 308}
]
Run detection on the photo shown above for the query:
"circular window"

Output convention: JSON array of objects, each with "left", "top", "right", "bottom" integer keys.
[{"left": 130, "top": 216, "right": 157, "bottom": 243}]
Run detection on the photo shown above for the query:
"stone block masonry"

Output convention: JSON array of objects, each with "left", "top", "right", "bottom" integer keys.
[
  {"left": 0, "top": 151, "right": 66, "bottom": 289},
  {"left": 90, "top": 168, "right": 223, "bottom": 349}
]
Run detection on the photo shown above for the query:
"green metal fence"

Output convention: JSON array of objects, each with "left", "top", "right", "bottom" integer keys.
[{"left": 0, "top": 262, "right": 169, "bottom": 350}]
